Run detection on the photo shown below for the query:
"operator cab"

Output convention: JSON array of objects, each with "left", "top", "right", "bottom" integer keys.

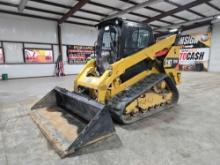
[{"left": 96, "top": 18, "right": 155, "bottom": 74}]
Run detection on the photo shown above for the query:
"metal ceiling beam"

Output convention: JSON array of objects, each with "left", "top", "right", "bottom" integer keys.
[
  {"left": 120, "top": 0, "right": 189, "bottom": 22},
  {"left": 30, "top": 0, "right": 107, "bottom": 17},
  {"left": 170, "top": 15, "right": 189, "bottom": 22},
  {"left": 58, "top": 0, "right": 90, "bottom": 24},
  {"left": 28, "top": 0, "right": 173, "bottom": 25},
  {"left": 80, "top": 0, "right": 164, "bottom": 27},
  {"left": 165, "top": 0, "right": 206, "bottom": 18},
  {"left": 88, "top": 0, "right": 156, "bottom": 19},
  {"left": 149, "top": 24, "right": 161, "bottom": 28},
  {"left": 156, "top": 14, "right": 219, "bottom": 32},
  {"left": 117, "top": 0, "right": 174, "bottom": 25},
  {"left": 155, "top": 19, "right": 212, "bottom": 38},
  {"left": 28, "top": 0, "right": 172, "bottom": 25},
  {"left": 154, "top": 20, "right": 212, "bottom": 38},
  {"left": 86, "top": 0, "right": 173, "bottom": 24},
  {"left": 103, "top": 0, "right": 163, "bottom": 21},
  {"left": 154, "top": 19, "right": 174, "bottom": 25},
  {"left": 88, "top": 1, "right": 120, "bottom": 11},
  {"left": 0, "top": 9, "right": 94, "bottom": 27},
  {"left": 206, "top": 2, "right": 220, "bottom": 12},
  {"left": 0, "top": 1, "right": 99, "bottom": 23},
  {"left": 143, "top": 0, "right": 211, "bottom": 23},
  {"left": 18, "top": 0, "right": 29, "bottom": 12},
  {"left": 181, "top": 20, "right": 211, "bottom": 31},
  {"left": 26, "top": 6, "right": 99, "bottom": 22},
  {"left": 88, "top": 0, "right": 159, "bottom": 19},
  {"left": 0, "top": 0, "right": 160, "bottom": 28},
  {"left": 87, "top": 0, "right": 162, "bottom": 21},
  {"left": 187, "top": 10, "right": 206, "bottom": 18}
]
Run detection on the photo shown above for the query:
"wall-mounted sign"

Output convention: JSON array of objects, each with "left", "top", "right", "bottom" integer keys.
[
  {"left": 0, "top": 48, "right": 4, "bottom": 64},
  {"left": 177, "top": 33, "right": 211, "bottom": 48},
  {"left": 24, "top": 49, "right": 53, "bottom": 64},
  {"left": 179, "top": 48, "right": 209, "bottom": 64},
  {"left": 67, "top": 45, "right": 94, "bottom": 64},
  {"left": 177, "top": 32, "right": 211, "bottom": 71}
]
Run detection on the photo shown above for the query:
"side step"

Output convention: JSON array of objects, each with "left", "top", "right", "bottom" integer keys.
[{"left": 30, "top": 87, "right": 115, "bottom": 158}]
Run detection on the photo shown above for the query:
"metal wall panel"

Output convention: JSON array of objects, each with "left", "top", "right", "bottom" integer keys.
[
  {"left": 61, "top": 23, "right": 98, "bottom": 45},
  {"left": 209, "top": 22, "right": 220, "bottom": 72},
  {"left": 0, "top": 14, "right": 57, "bottom": 43},
  {"left": 0, "top": 14, "right": 98, "bottom": 78},
  {"left": 3, "top": 42, "right": 23, "bottom": 63},
  {"left": 0, "top": 64, "right": 56, "bottom": 78}
]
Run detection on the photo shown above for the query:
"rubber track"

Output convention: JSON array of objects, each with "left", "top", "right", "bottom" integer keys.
[{"left": 107, "top": 73, "right": 179, "bottom": 124}]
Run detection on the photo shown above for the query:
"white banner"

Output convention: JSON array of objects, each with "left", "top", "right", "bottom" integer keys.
[{"left": 179, "top": 48, "right": 209, "bottom": 65}]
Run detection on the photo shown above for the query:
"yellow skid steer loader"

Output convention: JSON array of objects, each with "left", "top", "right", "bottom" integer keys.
[{"left": 31, "top": 18, "right": 180, "bottom": 158}]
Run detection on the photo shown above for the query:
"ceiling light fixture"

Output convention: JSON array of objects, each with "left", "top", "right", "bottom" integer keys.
[
  {"left": 169, "top": 28, "right": 178, "bottom": 32},
  {"left": 216, "top": 15, "right": 220, "bottom": 19}
]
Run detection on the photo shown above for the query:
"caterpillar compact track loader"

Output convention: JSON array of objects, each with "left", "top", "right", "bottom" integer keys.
[{"left": 31, "top": 18, "right": 180, "bottom": 158}]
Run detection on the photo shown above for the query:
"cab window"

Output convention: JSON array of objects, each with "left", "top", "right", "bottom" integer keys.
[{"left": 124, "top": 25, "right": 151, "bottom": 56}]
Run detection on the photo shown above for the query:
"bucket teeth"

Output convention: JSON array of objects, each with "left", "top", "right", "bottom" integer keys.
[{"left": 31, "top": 87, "right": 115, "bottom": 158}]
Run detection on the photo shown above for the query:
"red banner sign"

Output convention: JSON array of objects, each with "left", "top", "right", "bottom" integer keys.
[{"left": 67, "top": 45, "right": 94, "bottom": 64}]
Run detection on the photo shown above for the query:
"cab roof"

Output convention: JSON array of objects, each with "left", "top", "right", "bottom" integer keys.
[{"left": 97, "top": 17, "right": 152, "bottom": 30}]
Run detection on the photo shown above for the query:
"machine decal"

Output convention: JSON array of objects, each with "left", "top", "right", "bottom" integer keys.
[{"left": 164, "top": 58, "right": 179, "bottom": 68}]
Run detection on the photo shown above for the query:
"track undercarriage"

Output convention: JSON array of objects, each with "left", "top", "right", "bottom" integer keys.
[{"left": 108, "top": 74, "right": 179, "bottom": 124}]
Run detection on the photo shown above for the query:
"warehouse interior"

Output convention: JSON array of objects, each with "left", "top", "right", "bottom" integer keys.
[{"left": 0, "top": 0, "right": 220, "bottom": 164}]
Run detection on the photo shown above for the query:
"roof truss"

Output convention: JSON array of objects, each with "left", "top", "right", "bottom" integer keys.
[
  {"left": 0, "top": 0, "right": 218, "bottom": 32},
  {"left": 58, "top": 0, "right": 90, "bottom": 24}
]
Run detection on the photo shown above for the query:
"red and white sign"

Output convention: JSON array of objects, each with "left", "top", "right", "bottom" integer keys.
[
  {"left": 179, "top": 48, "right": 209, "bottom": 65},
  {"left": 0, "top": 48, "right": 4, "bottom": 64},
  {"left": 67, "top": 45, "right": 94, "bottom": 64}
]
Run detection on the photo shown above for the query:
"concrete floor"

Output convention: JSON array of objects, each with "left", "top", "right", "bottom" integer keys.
[{"left": 0, "top": 72, "right": 220, "bottom": 165}]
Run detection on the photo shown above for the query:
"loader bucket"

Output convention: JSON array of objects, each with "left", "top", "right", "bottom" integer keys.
[{"left": 30, "top": 87, "right": 115, "bottom": 158}]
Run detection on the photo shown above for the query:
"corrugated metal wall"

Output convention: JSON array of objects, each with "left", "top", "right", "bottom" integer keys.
[
  {"left": 0, "top": 14, "right": 98, "bottom": 78},
  {"left": 209, "top": 22, "right": 220, "bottom": 72}
]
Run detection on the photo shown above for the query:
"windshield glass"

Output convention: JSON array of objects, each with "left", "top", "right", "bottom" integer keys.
[
  {"left": 101, "top": 26, "right": 117, "bottom": 50},
  {"left": 124, "top": 24, "right": 151, "bottom": 56},
  {"left": 96, "top": 25, "right": 119, "bottom": 73}
]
